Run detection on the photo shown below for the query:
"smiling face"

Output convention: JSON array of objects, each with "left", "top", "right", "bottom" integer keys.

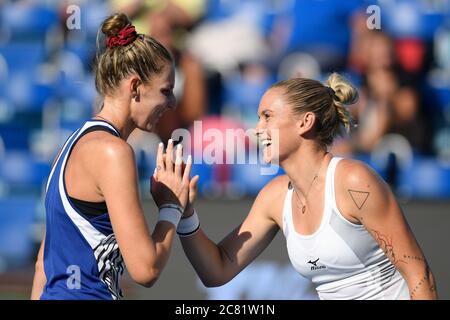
[
  {"left": 130, "top": 63, "right": 176, "bottom": 132},
  {"left": 255, "top": 88, "right": 301, "bottom": 164}
]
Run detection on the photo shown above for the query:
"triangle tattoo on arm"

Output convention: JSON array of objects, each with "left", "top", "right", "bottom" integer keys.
[{"left": 348, "top": 189, "right": 370, "bottom": 210}]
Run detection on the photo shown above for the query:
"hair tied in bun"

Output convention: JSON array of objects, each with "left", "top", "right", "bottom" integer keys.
[{"left": 106, "top": 25, "right": 138, "bottom": 49}]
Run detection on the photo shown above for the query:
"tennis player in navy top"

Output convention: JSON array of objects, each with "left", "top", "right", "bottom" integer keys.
[{"left": 31, "top": 13, "right": 198, "bottom": 300}]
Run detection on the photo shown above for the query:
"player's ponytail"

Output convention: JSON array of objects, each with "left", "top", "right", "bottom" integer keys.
[{"left": 271, "top": 73, "right": 359, "bottom": 146}]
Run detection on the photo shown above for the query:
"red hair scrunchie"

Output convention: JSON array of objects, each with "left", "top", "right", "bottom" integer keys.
[{"left": 106, "top": 25, "right": 138, "bottom": 49}]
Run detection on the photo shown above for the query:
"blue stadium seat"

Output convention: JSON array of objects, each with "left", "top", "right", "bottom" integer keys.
[
  {"left": 64, "top": 43, "right": 96, "bottom": 70},
  {"left": 0, "top": 152, "right": 51, "bottom": 193},
  {"left": 135, "top": 150, "right": 157, "bottom": 182},
  {"left": 382, "top": 0, "right": 447, "bottom": 40},
  {"left": 429, "top": 85, "right": 450, "bottom": 114},
  {"left": 284, "top": 0, "right": 362, "bottom": 60},
  {"left": 0, "top": 42, "right": 46, "bottom": 73},
  {"left": 223, "top": 71, "right": 273, "bottom": 127},
  {"left": 57, "top": 73, "right": 96, "bottom": 107},
  {"left": 205, "top": 0, "right": 239, "bottom": 21},
  {"left": 0, "top": 123, "right": 31, "bottom": 151},
  {"left": 0, "top": 197, "right": 37, "bottom": 268},
  {"left": 190, "top": 162, "right": 214, "bottom": 196},
  {"left": 0, "top": 3, "right": 59, "bottom": 41},
  {"left": 2, "top": 72, "right": 56, "bottom": 112},
  {"left": 0, "top": 43, "right": 51, "bottom": 113},
  {"left": 352, "top": 153, "right": 388, "bottom": 180},
  {"left": 421, "top": 79, "right": 450, "bottom": 135},
  {"left": 79, "top": 2, "right": 112, "bottom": 42},
  {"left": 397, "top": 157, "right": 450, "bottom": 198}
]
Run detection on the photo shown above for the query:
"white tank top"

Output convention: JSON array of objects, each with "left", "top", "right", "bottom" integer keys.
[{"left": 282, "top": 157, "right": 410, "bottom": 300}]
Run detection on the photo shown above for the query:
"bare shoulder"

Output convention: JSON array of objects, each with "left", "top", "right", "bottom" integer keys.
[
  {"left": 253, "top": 175, "right": 290, "bottom": 223},
  {"left": 335, "top": 159, "right": 392, "bottom": 221},
  {"left": 85, "top": 132, "right": 132, "bottom": 156},
  {"left": 335, "top": 159, "right": 386, "bottom": 190},
  {"left": 76, "top": 132, "right": 135, "bottom": 173},
  {"left": 260, "top": 174, "right": 290, "bottom": 199}
]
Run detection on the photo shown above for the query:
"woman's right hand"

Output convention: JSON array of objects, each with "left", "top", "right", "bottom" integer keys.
[{"left": 151, "top": 139, "right": 192, "bottom": 210}]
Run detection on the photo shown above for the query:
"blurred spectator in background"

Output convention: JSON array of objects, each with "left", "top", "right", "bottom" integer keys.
[
  {"left": 362, "top": 31, "right": 422, "bottom": 150},
  {"left": 334, "top": 28, "right": 427, "bottom": 156},
  {"left": 110, "top": 0, "right": 206, "bottom": 32}
]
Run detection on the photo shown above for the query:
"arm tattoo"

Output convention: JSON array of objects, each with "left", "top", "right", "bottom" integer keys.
[
  {"left": 369, "top": 233, "right": 436, "bottom": 298},
  {"left": 409, "top": 274, "right": 436, "bottom": 298},
  {"left": 410, "top": 275, "right": 428, "bottom": 298},
  {"left": 403, "top": 254, "right": 426, "bottom": 263},
  {"left": 348, "top": 189, "right": 370, "bottom": 210},
  {"left": 218, "top": 244, "right": 234, "bottom": 263},
  {"left": 370, "top": 229, "right": 407, "bottom": 267}
]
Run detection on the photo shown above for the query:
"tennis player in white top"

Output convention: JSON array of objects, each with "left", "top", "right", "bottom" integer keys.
[{"left": 176, "top": 73, "right": 437, "bottom": 300}]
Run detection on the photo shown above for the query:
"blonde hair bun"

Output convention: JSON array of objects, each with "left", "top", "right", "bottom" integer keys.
[
  {"left": 101, "top": 13, "right": 131, "bottom": 38},
  {"left": 326, "top": 72, "right": 359, "bottom": 105}
]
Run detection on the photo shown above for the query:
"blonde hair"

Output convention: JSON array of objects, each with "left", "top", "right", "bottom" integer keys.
[
  {"left": 271, "top": 72, "right": 358, "bottom": 146},
  {"left": 94, "top": 13, "right": 173, "bottom": 97}
]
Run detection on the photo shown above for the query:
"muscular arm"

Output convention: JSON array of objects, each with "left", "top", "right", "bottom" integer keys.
[
  {"left": 31, "top": 235, "right": 46, "bottom": 300},
  {"left": 337, "top": 161, "right": 437, "bottom": 300},
  {"left": 180, "top": 177, "right": 285, "bottom": 287},
  {"left": 96, "top": 141, "right": 177, "bottom": 287}
]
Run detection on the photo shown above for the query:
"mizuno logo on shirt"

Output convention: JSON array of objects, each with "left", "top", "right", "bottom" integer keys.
[{"left": 307, "top": 258, "right": 326, "bottom": 271}]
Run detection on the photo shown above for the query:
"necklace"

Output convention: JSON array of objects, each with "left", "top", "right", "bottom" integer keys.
[{"left": 292, "top": 152, "right": 329, "bottom": 214}]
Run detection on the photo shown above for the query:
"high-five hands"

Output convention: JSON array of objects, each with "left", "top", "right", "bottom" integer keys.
[{"left": 151, "top": 139, "right": 199, "bottom": 214}]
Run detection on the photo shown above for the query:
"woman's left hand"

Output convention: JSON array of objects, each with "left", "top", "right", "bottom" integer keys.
[{"left": 182, "top": 174, "right": 200, "bottom": 218}]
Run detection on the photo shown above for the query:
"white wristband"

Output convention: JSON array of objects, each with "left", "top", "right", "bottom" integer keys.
[
  {"left": 177, "top": 209, "right": 200, "bottom": 237},
  {"left": 157, "top": 204, "right": 183, "bottom": 228}
]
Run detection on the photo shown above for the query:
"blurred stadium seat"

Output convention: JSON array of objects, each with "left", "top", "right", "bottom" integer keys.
[
  {"left": 429, "top": 85, "right": 450, "bottom": 114},
  {"left": 190, "top": 162, "right": 215, "bottom": 197},
  {"left": 0, "top": 197, "right": 36, "bottom": 269},
  {"left": 0, "top": 3, "right": 59, "bottom": 42},
  {"left": 398, "top": 156, "right": 450, "bottom": 199},
  {"left": 63, "top": 43, "right": 96, "bottom": 71},
  {"left": 223, "top": 68, "right": 273, "bottom": 127},
  {"left": 0, "top": 123, "right": 32, "bottom": 151},
  {"left": 0, "top": 42, "right": 46, "bottom": 73},
  {"left": 0, "top": 152, "right": 50, "bottom": 195},
  {"left": 382, "top": 0, "right": 447, "bottom": 40},
  {"left": 5, "top": 72, "right": 56, "bottom": 112},
  {"left": 79, "top": 2, "right": 112, "bottom": 43}
]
